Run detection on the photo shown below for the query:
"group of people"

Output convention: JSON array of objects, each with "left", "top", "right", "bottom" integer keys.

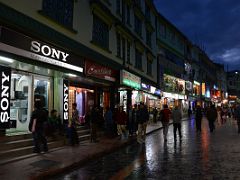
[{"left": 28, "top": 97, "right": 240, "bottom": 153}]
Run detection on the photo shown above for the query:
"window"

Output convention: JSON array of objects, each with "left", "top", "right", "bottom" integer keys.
[
  {"left": 134, "top": 15, "right": 142, "bottom": 36},
  {"left": 147, "top": 60, "right": 152, "bottom": 75},
  {"left": 122, "top": 3, "right": 126, "bottom": 23},
  {"left": 127, "top": 41, "right": 131, "bottom": 63},
  {"left": 42, "top": 0, "right": 74, "bottom": 28},
  {"left": 135, "top": 49, "right": 142, "bottom": 70},
  {"left": 116, "top": 0, "right": 121, "bottom": 15},
  {"left": 92, "top": 15, "right": 109, "bottom": 49},
  {"left": 146, "top": 30, "right": 152, "bottom": 47},
  {"left": 145, "top": 5, "right": 150, "bottom": 21},
  {"left": 116, "top": 32, "right": 121, "bottom": 57},
  {"left": 122, "top": 38, "right": 126, "bottom": 61},
  {"left": 126, "top": 5, "right": 131, "bottom": 25},
  {"left": 134, "top": 0, "right": 141, "bottom": 9}
]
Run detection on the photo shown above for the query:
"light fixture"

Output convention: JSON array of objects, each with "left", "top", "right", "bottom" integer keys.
[
  {"left": 0, "top": 56, "right": 14, "bottom": 63},
  {"left": 67, "top": 73, "right": 77, "bottom": 77}
]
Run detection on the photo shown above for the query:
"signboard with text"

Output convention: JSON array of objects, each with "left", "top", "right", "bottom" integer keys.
[
  {"left": 0, "top": 27, "right": 84, "bottom": 73},
  {"left": 120, "top": 70, "right": 141, "bottom": 89},
  {"left": 85, "top": 60, "right": 117, "bottom": 82},
  {"left": 0, "top": 65, "right": 11, "bottom": 129},
  {"left": 63, "top": 80, "right": 69, "bottom": 123}
]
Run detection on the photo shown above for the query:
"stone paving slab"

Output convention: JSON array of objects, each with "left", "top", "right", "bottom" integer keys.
[{"left": 0, "top": 120, "right": 173, "bottom": 180}]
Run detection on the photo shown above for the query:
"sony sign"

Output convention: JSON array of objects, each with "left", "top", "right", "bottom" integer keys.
[
  {"left": 30, "top": 41, "right": 69, "bottom": 62},
  {"left": 0, "top": 66, "right": 11, "bottom": 129},
  {"left": 63, "top": 80, "right": 69, "bottom": 123}
]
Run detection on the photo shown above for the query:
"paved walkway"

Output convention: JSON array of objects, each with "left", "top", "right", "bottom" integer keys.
[{"left": 0, "top": 121, "right": 171, "bottom": 180}]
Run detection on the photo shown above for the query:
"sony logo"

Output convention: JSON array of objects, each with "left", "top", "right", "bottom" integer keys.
[
  {"left": 30, "top": 41, "right": 69, "bottom": 62},
  {"left": 1, "top": 72, "right": 10, "bottom": 123},
  {"left": 63, "top": 83, "right": 69, "bottom": 121}
]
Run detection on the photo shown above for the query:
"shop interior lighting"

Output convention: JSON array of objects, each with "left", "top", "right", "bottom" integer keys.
[
  {"left": 0, "top": 56, "right": 14, "bottom": 63},
  {"left": 67, "top": 73, "right": 77, "bottom": 77}
]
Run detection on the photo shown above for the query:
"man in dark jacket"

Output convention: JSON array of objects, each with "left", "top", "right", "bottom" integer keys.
[
  {"left": 195, "top": 105, "right": 203, "bottom": 132},
  {"left": 206, "top": 104, "right": 217, "bottom": 132},
  {"left": 29, "top": 100, "right": 48, "bottom": 153},
  {"left": 137, "top": 102, "right": 149, "bottom": 144}
]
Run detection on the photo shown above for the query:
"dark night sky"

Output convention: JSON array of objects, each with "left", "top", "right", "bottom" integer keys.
[{"left": 153, "top": 0, "right": 240, "bottom": 71}]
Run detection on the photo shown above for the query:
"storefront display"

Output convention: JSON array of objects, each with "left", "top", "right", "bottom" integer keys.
[{"left": 164, "top": 74, "right": 185, "bottom": 94}]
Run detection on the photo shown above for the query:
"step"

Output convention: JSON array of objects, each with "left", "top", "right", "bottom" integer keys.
[
  {"left": 78, "top": 134, "right": 91, "bottom": 142},
  {"left": 77, "top": 129, "right": 90, "bottom": 136},
  {"left": 0, "top": 140, "right": 64, "bottom": 160},
  {"left": 0, "top": 133, "right": 32, "bottom": 143}
]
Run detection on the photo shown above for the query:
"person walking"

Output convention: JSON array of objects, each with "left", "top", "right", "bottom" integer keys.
[
  {"left": 68, "top": 103, "right": 79, "bottom": 145},
  {"left": 234, "top": 102, "right": 240, "bottom": 133},
  {"left": 172, "top": 105, "right": 182, "bottom": 141},
  {"left": 127, "top": 104, "right": 134, "bottom": 136},
  {"left": 195, "top": 105, "right": 203, "bottom": 132},
  {"left": 104, "top": 106, "right": 113, "bottom": 137},
  {"left": 90, "top": 106, "right": 99, "bottom": 142},
  {"left": 115, "top": 106, "right": 128, "bottom": 139},
  {"left": 28, "top": 100, "right": 48, "bottom": 153},
  {"left": 137, "top": 102, "right": 149, "bottom": 144},
  {"left": 159, "top": 104, "right": 171, "bottom": 142},
  {"left": 206, "top": 104, "right": 217, "bottom": 133},
  {"left": 132, "top": 104, "right": 139, "bottom": 135}
]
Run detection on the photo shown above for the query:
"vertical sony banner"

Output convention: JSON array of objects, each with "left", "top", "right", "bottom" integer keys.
[
  {"left": 0, "top": 65, "right": 11, "bottom": 129},
  {"left": 63, "top": 79, "right": 69, "bottom": 124}
]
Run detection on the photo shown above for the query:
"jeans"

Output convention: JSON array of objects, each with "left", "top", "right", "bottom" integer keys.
[
  {"left": 32, "top": 128, "right": 48, "bottom": 152},
  {"left": 173, "top": 123, "right": 182, "bottom": 140},
  {"left": 162, "top": 122, "right": 169, "bottom": 140}
]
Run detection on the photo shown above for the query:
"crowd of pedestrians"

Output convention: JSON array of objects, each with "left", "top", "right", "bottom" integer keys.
[{"left": 28, "top": 98, "right": 240, "bottom": 153}]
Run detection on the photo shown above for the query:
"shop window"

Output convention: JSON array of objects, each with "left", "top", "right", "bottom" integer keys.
[
  {"left": 92, "top": 15, "right": 109, "bottom": 49},
  {"left": 135, "top": 49, "right": 142, "bottom": 70},
  {"left": 9, "top": 73, "right": 32, "bottom": 133},
  {"left": 34, "top": 77, "right": 50, "bottom": 110},
  {"left": 41, "top": 0, "right": 74, "bottom": 28}
]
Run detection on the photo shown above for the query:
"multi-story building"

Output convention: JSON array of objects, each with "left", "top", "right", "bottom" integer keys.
[
  {"left": 156, "top": 13, "right": 189, "bottom": 111},
  {"left": 0, "top": 0, "right": 160, "bottom": 134},
  {"left": 227, "top": 70, "right": 240, "bottom": 103}
]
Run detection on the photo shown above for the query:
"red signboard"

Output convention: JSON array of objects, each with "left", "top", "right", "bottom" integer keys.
[{"left": 85, "top": 60, "right": 117, "bottom": 82}]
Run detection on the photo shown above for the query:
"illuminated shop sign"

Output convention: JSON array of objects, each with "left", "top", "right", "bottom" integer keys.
[
  {"left": 85, "top": 60, "right": 117, "bottom": 82},
  {"left": 120, "top": 70, "right": 141, "bottom": 89},
  {"left": 0, "top": 27, "right": 83, "bottom": 73},
  {"left": 0, "top": 65, "right": 11, "bottom": 129},
  {"left": 186, "top": 81, "right": 193, "bottom": 91},
  {"left": 141, "top": 83, "right": 150, "bottom": 91},
  {"left": 63, "top": 80, "right": 69, "bottom": 123},
  {"left": 206, "top": 88, "right": 210, "bottom": 98},
  {"left": 202, "top": 83, "right": 206, "bottom": 96}
]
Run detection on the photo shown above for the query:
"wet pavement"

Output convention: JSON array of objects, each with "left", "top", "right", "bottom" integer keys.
[{"left": 51, "top": 118, "right": 240, "bottom": 180}]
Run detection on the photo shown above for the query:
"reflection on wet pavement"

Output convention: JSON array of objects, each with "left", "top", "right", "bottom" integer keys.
[{"left": 52, "top": 118, "right": 240, "bottom": 180}]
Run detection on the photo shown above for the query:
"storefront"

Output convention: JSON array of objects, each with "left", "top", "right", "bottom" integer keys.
[
  {"left": 163, "top": 74, "right": 186, "bottom": 111},
  {"left": 119, "top": 70, "right": 141, "bottom": 111},
  {"left": 0, "top": 26, "right": 84, "bottom": 135}
]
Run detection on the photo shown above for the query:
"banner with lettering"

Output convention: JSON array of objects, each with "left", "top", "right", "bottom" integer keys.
[
  {"left": 85, "top": 60, "right": 117, "bottom": 82},
  {"left": 0, "top": 65, "right": 11, "bottom": 129},
  {"left": 63, "top": 79, "right": 69, "bottom": 124}
]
